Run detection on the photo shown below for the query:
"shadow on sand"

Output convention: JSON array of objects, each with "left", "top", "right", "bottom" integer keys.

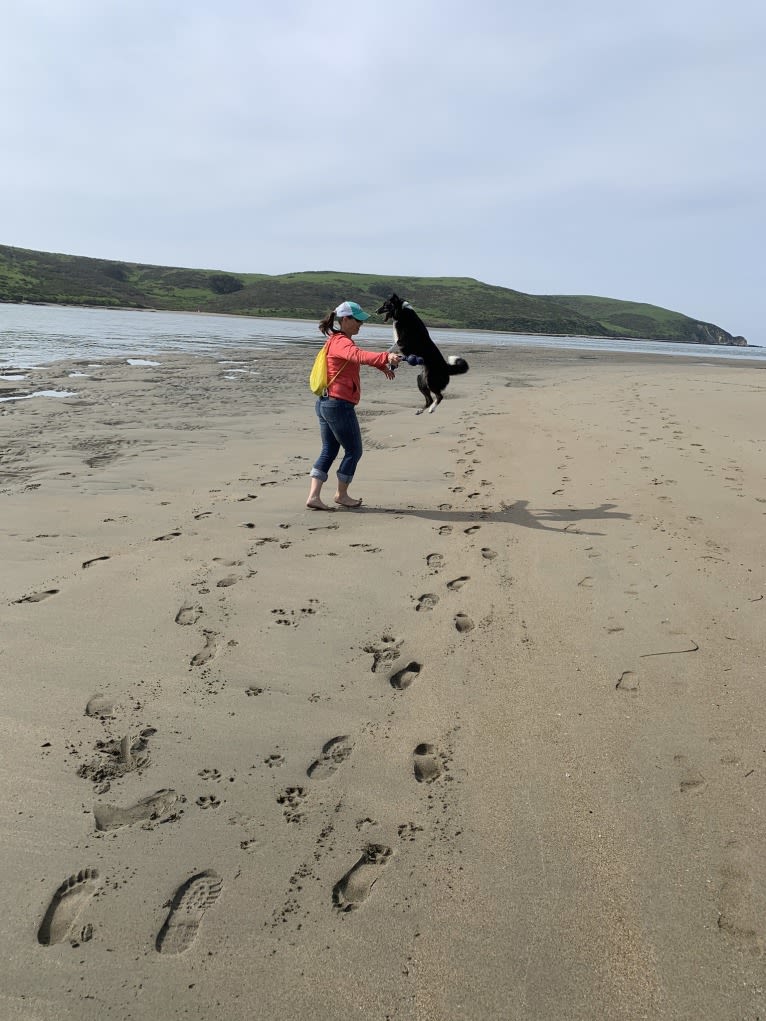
[{"left": 371, "top": 499, "right": 630, "bottom": 537}]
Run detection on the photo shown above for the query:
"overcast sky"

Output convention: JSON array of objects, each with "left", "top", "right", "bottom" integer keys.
[{"left": 2, "top": 1, "right": 764, "bottom": 343}]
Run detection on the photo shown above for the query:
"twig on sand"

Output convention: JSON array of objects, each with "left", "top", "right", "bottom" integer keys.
[{"left": 640, "top": 640, "right": 699, "bottom": 658}]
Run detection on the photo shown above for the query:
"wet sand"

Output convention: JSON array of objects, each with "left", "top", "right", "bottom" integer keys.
[{"left": 1, "top": 343, "right": 765, "bottom": 1020}]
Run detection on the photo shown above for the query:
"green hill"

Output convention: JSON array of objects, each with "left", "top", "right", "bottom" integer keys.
[{"left": 0, "top": 244, "right": 746, "bottom": 345}]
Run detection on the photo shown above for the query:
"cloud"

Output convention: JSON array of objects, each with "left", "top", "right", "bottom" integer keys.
[{"left": 1, "top": 0, "right": 764, "bottom": 341}]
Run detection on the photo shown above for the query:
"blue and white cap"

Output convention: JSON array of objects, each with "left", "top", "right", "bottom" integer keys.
[{"left": 335, "top": 301, "right": 370, "bottom": 321}]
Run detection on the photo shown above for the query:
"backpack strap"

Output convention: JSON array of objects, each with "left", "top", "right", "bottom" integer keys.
[{"left": 326, "top": 337, "right": 350, "bottom": 391}]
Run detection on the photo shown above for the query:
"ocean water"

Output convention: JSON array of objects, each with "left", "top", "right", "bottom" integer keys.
[{"left": 2, "top": 302, "right": 764, "bottom": 369}]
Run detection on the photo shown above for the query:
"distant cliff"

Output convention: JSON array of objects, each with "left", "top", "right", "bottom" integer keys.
[
  {"left": 0, "top": 244, "right": 747, "bottom": 345},
  {"left": 544, "top": 295, "right": 747, "bottom": 346},
  {"left": 688, "top": 322, "right": 747, "bottom": 346}
]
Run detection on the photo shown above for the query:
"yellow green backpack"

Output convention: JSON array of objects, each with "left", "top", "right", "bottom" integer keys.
[{"left": 309, "top": 341, "right": 349, "bottom": 396}]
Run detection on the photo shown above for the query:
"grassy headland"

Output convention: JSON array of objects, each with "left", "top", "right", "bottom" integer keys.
[{"left": 0, "top": 244, "right": 746, "bottom": 345}]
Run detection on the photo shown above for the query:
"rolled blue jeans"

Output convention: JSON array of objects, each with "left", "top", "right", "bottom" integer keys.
[{"left": 311, "top": 397, "right": 363, "bottom": 484}]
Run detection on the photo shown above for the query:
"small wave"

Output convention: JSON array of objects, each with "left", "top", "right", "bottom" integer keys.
[{"left": 0, "top": 389, "right": 77, "bottom": 403}]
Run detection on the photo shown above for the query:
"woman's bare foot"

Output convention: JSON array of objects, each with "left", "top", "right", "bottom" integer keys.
[
  {"left": 306, "top": 498, "right": 335, "bottom": 511},
  {"left": 334, "top": 495, "right": 362, "bottom": 508}
]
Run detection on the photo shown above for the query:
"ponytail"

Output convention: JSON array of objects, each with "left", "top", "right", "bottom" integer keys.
[{"left": 318, "top": 309, "right": 337, "bottom": 336}]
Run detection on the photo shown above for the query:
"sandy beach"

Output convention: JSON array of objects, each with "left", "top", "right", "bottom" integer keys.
[{"left": 2, "top": 342, "right": 765, "bottom": 1020}]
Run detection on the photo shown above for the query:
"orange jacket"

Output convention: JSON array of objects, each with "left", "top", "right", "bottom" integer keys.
[{"left": 325, "top": 332, "right": 390, "bottom": 405}]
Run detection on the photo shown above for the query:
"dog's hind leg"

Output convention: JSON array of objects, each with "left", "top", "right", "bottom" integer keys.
[
  {"left": 416, "top": 373, "right": 433, "bottom": 415},
  {"left": 427, "top": 393, "right": 443, "bottom": 414}
]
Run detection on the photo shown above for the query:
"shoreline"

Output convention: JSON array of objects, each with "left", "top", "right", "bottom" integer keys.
[
  {"left": 3, "top": 337, "right": 766, "bottom": 393},
  {"left": 2, "top": 298, "right": 754, "bottom": 349}
]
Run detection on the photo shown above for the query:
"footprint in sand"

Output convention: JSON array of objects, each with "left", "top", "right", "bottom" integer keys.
[
  {"left": 673, "top": 755, "right": 707, "bottom": 794},
  {"left": 426, "top": 553, "right": 444, "bottom": 572},
  {"left": 93, "top": 789, "right": 179, "bottom": 831},
  {"left": 82, "top": 556, "right": 110, "bottom": 569},
  {"left": 413, "top": 743, "right": 441, "bottom": 783},
  {"left": 307, "top": 736, "right": 354, "bottom": 779},
  {"left": 77, "top": 730, "right": 155, "bottom": 784},
  {"left": 14, "top": 589, "right": 59, "bottom": 604},
  {"left": 38, "top": 868, "right": 101, "bottom": 945},
  {"left": 390, "top": 661, "right": 421, "bottom": 690},
  {"left": 446, "top": 576, "right": 470, "bottom": 591},
  {"left": 277, "top": 786, "right": 308, "bottom": 824},
  {"left": 333, "top": 845, "right": 393, "bottom": 912},
  {"left": 156, "top": 870, "right": 223, "bottom": 955},
  {"left": 190, "top": 630, "right": 222, "bottom": 667},
  {"left": 415, "top": 593, "right": 439, "bottom": 612},
  {"left": 154, "top": 531, "right": 181, "bottom": 542},
  {"left": 216, "top": 574, "right": 239, "bottom": 588},
  {"left": 679, "top": 770, "right": 707, "bottom": 794},
  {"left": 196, "top": 794, "right": 222, "bottom": 810},
  {"left": 363, "top": 636, "right": 403, "bottom": 673},
  {"left": 464, "top": 525, "right": 481, "bottom": 535},
  {"left": 480, "top": 548, "right": 498, "bottom": 560},
  {"left": 454, "top": 613, "right": 474, "bottom": 633},
  {"left": 175, "top": 604, "right": 202, "bottom": 626},
  {"left": 717, "top": 840, "right": 765, "bottom": 951},
  {"left": 85, "top": 693, "right": 115, "bottom": 718},
  {"left": 398, "top": 822, "right": 424, "bottom": 843},
  {"left": 352, "top": 542, "right": 382, "bottom": 554},
  {"left": 615, "top": 670, "right": 639, "bottom": 693},
  {"left": 193, "top": 511, "right": 212, "bottom": 520}
]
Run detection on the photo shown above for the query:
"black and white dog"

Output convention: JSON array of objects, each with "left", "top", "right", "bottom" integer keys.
[{"left": 376, "top": 293, "right": 469, "bottom": 414}]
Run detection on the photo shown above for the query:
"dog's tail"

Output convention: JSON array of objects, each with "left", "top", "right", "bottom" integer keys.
[{"left": 447, "top": 356, "right": 469, "bottom": 375}]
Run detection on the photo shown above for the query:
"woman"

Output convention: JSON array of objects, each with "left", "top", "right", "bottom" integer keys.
[{"left": 306, "top": 301, "right": 401, "bottom": 510}]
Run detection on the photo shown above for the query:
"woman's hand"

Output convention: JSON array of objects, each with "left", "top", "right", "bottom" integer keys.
[{"left": 383, "top": 352, "right": 401, "bottom": 379}]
